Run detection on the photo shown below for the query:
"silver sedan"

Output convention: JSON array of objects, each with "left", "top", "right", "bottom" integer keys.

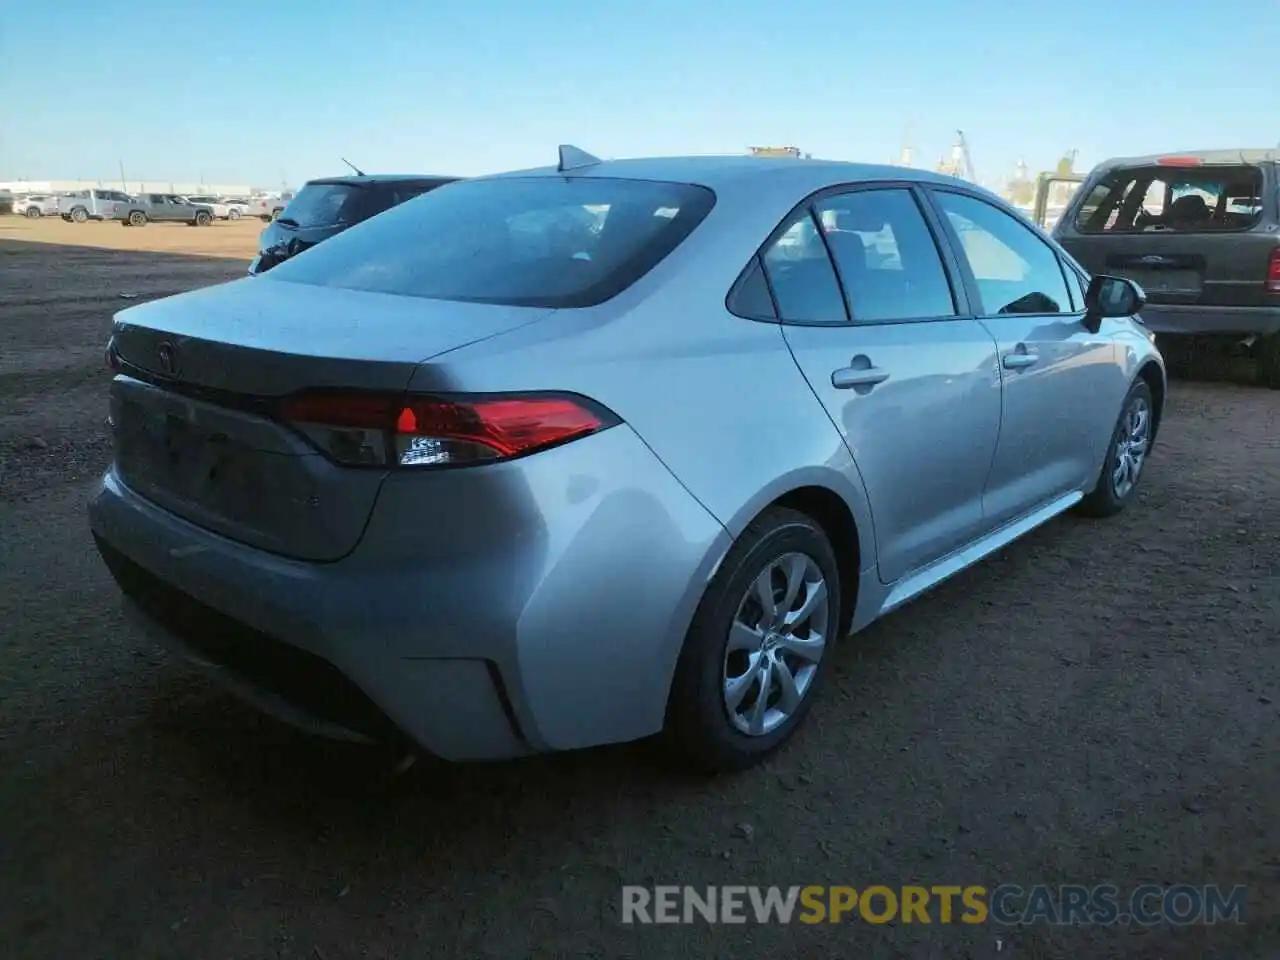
[{"left": 89, "top": 150, "right": 1165, "bottom": 773}]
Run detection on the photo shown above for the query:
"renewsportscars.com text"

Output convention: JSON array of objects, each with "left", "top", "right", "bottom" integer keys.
[{"left": 620, "top": 884, "right": 1247, "bottom": 926}]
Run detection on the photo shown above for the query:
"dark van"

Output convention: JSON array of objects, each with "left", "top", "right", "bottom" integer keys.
[{"left": 1052, "top": 149, "right": 1280, "bottom": 387}]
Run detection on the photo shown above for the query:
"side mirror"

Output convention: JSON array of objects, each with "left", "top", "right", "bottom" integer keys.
[{"left": 1083, "top": 274, "right": 1146, "bottom": 333}]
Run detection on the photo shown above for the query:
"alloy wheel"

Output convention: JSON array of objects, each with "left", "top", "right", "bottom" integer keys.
[
  {"left": 723, "top": 552, "right": 829, "bottom": 736},
  {"left": 1112, "top": 394, "right": 1151, "bottom": 499}
]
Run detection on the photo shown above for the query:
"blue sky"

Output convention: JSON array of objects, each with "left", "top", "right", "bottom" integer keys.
[{"left": 3, "top": 0, "right": 1277, "bottom": 189}]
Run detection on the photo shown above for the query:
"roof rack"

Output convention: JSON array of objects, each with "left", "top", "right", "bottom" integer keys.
[{"left": 557, "top": 145, "right": 602, "bottom": 173}]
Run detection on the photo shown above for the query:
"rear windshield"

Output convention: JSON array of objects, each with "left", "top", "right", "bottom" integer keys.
[
  {"left": 277, "top": 183, "right": 375, "bottom": 227},
  {"left": 1073, "top": 164, "right": 1265, "bottom": 234},
  {"left": 263, "top": 176, "right": 716, "bottom": 308}
]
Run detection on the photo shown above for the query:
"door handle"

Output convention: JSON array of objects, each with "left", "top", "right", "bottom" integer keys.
[
  {"left": 831, "top": 366, "right": 891, "bottom": 389},
  {"left": 1002, "top": 351, "right": 1039, "bottom": 370}
]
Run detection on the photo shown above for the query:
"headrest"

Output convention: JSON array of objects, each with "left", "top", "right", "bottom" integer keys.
[
  {"left": 1169, "top": 194, "right": 1209, "bottom": 217},
  {"left": 828, "top": 206, "right": 888, "bottom": 233}
]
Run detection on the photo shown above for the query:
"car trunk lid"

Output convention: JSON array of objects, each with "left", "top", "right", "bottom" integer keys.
[{"left": 108, "top": 278, "right": 554, "bottom": 561}]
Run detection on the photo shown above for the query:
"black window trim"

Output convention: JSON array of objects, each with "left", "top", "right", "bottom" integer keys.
[
  {"left": 921, "top": 183, "right": 1080, "bottom": 322},
  {"left": 726, "top": 179, "right": 974, "bottom": 327}
]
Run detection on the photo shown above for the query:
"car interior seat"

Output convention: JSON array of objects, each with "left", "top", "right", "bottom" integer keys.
[{"left": 1167, "top": 194, "right": 1211, "bottom": 229}]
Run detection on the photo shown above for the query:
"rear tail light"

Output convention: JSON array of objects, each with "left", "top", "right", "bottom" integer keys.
[
  {"left": 1155, "top": 156, "right": 1203, "bottom": 167},
  {"left": 277, "top": 391, "right": 620, "bottom": 468},
  {"left": 1268, "top": 248, "right": 1280, "bottom": 294}
]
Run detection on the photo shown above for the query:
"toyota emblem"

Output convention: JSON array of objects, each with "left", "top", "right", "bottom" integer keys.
[{"left": 157, "top": 341, "right": 179, "bottom": 378}]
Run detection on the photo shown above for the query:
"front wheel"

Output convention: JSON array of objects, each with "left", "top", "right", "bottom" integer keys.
[
  {"left": 665, "top": 507, "right": 840, "bottom": 773},
  {"left": 127, "top": 210, "right": 146, "bottom": 227},
  {"left": 24, "top": 207, "right": 41, "bottom": 219},
  {"left": 1078, "top": 379, "right": 1154, "bottom": 518},
  {"left": 228, "top": 208, "right": 241, "bottom": 221},
  {"left": 193, "top": 210, "right": 213, "bottom": 226}
]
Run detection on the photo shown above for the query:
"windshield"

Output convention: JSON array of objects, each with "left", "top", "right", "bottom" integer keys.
[
  {"left": 263, "top": 176, "right": 716, "bottom": 308},
  {"left": 277, "top": 183, "right": 368, "bottom": 226}
]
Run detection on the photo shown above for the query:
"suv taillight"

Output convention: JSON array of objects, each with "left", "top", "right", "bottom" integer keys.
[
  {"left": 1268, "top": 248, "right": 1280, "bottom": 294},
  {"left": 278, "top": 391, "right": 619, "bottom": 468}
]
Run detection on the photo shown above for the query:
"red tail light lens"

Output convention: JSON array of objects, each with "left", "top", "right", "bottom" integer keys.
[
  {"left": 278, "top": 391, "right": 619, "bottom": 468},
  {"left": 1268, "top": 248, "right": 1280, "bottom": 294},
  {"left": 1155, "top": 156, "right": 1203, "bottom": 167}
]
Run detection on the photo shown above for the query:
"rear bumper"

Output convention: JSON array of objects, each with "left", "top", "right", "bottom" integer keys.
[
  {"left": 88, "top": 425, "right": 730, "bottom": 760},
  {"left": 1138, "top": 304, "right": 1280, "bottom": 337}
]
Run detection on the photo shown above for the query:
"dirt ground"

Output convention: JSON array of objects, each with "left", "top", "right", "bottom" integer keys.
[
  {"left": 2, "top": 227, "right": 1279, "bottom": 960},
  {"left": 0, "top": 213, "right": 263, "bottom": 259}
]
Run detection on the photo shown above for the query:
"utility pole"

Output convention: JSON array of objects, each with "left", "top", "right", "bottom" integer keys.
[{"left": 119, "top": 159, "right": 127, "bottom": 193}]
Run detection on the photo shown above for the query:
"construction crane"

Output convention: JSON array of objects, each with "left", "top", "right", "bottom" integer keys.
[{"left": 955, "top": 129, "right": 977, "bottom": 183}]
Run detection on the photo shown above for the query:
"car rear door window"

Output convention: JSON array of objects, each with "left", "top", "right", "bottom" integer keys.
[
  {"left": 932, "top": 191, "right": 1072, "bottom": 316},
  {"left": 813, "top": 189, "right": 957, "bottom": 322},
  {"left": 759, "top": 215, "right": 847, "bottom": 322}
]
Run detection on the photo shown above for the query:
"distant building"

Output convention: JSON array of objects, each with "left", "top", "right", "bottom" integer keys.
[{"left": 748, "top": 146, "right": 805, "bottom": 158}]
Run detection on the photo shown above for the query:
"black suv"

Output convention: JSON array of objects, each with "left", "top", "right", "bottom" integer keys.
[
  {"left": 1052, "top": 149, "right": 1280, "bottom": 387},
  {"left": 250, "top": 174, "right": 459, "bottom": 275}
]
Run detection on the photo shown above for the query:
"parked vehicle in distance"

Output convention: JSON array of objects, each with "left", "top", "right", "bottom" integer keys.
[
  {"left": 0, "top": 191, "right": 13, "bottom": 216},
  {"left": 221, "top": 197, "right": 251, "bottom": 219},
  {"left": 15, "top": 194, "right": 60, "bottom": 218},
  {"left": 182, "top": 195, "right": 244, "bottom": 220},
  {"left": 60, "top": 188, "right": 133, "bottom": 222},
  {"left": 252, "top": 191, "right": 294, "bottom": 222},
  {"left": 120, "top": 194, "right": 216, "bottom": 227},
  {"left": 91, "top": 149, "right": 1165, "bottom": 774},
  {"left": 1051, "top": 149, "right": 1280, "bottom": 387},
  {"left": 250, "top": 174, "right": 458, "bottom": 274}
]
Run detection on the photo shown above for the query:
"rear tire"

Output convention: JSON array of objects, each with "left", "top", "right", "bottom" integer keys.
[
  {"left": 664, "top": 507, "right": 840, "bottom": 774},
  {"left": 24, "top": 206, "right": 41, "bottom": 219},
  {"left": 1257, "top": 333, "right": 1280, "bottom": 390},
  {"left": 70, "top": 207, "right": 88, "bottom": 223},
  {"left": 228, "top": 208, "right": 241, "bottom": 221},
  {"left": 1078, "top": 379, "right": 1155, "bottom": 518}
]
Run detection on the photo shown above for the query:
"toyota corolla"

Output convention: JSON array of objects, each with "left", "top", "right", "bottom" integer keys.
[{"left": 89, "top": 147, "right": 1165, "bottom": 773}]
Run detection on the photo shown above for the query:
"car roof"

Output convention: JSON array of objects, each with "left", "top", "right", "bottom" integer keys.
[
  {"left": 305, "top": 174, "right": 461, "bottom": 187},
  {"left": 1094, "top": 148, "right": 1279, "bottom": 170},
  {"left": 475, "top": 154, "right": 967, "bottom": 193}
]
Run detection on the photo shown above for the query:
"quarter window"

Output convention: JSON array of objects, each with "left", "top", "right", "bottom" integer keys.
[
  {"left": 759, "top": 214, "right": 847, "bottom": 323},
  {"left": 933, "top": 191, "right": 1072, "bottom": 316},
  {"left": 729, "top": 256, "right": 777, "bottom": 319},
  {"left": 813, "top": 189, "right": 956, "bottom": 322}
]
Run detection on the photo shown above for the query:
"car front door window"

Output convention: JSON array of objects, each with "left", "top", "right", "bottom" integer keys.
[{"left": 933, "top": 191, "right": 1072, "bottom": 316}]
